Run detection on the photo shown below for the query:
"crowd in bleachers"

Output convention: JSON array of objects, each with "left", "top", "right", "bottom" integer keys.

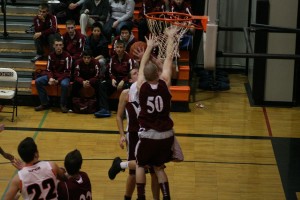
[{"left": 31, "top": 0, "right": 193, "bottom": 116}]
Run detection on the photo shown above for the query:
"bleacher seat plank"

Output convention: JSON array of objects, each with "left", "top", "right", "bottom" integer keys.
[
  {"left": 32, "top": 80, "right": 121, "bottom": 100},
  {"left": 178, "top": 50, "right": 189, "bottom": 63},
  {"left": 31, "top": 80, "right": 61, "bottom": 96},
  {"left": 108, "top": 44, "right": 113, "bottom": 55},
  {"left": 170, "top": 86, "right": 190, "bottom": 102},
  {"left": 32, "top": 80, "right": 190, "bottom": 102},
  {"left": 132, "top": 27, "right": 138, "bottom": 40},
  {"left": 134, "top": 10, "right": 140, "bottom": 20},
  {"left": 178, "top": 65, "right": 190, "bottom": 80},
  {"left": 35, "top": 60, "right": 47, "bottom": 70}
]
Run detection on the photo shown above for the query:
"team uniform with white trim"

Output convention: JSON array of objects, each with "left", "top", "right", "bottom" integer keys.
[
  {"left": 136, "top": 80, "right": 174, "bottom": 166},
  {"left": 18, "top": 161, "right": 58, "bottom": 200}
]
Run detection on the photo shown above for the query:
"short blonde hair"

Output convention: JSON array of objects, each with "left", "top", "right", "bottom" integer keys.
[{"left": 144, "top": 61, "right": 159, "bottom": 81}]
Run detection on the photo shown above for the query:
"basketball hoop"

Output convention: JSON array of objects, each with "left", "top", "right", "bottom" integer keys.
[
  {"left": 145, "top": 12, "right": 207, "bottom": 31},
  {"left": 145, "top": 12, "right": 208, "bottom": 59}
]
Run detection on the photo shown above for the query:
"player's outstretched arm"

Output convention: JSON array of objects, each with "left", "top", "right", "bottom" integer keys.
[
  {"left": 161, "top": 26, "right": 177, "bottom": 87},
  {"left": 0, "top": 147, "right": 15, "bottom": 161},
  {"left": 137, "top": 35, "right": 157, "bottom": 91},
  {"left": 1, "top": 147, "right": 25, "bottom": 170}
]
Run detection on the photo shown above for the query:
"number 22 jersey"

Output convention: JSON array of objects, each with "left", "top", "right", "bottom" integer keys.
[{"left": 18, "top": 161, "right": 58, "bottom": 200}]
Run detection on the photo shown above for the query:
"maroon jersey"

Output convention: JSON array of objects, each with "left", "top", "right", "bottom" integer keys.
[
  {"left": 57, "top": 171, "right": 92, "bottom": 200},
  {"left": 138, "top": 79, "right": 173, "bottom": 132},
  {"left": 126, "top": 101, "right": 140, "bottom": 132},
  {"left": 62, "top": 30, "right": 86, "bottom": 61},
  {"left": 33, "top": 14, "right": 57, "bottom": 36},
  {"left": 74, "top": 58, "right": 100, "bottom": 85},
  {"left": 108, "top": 52, "right": 135, "bottom": 83},
  {"left": 46, "top": 51, "right": 72, "bottom": 82}
]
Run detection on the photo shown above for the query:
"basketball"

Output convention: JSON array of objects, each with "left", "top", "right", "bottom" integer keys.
[{"left": 129, "top": 41, "right": 147, "bottom": 60}]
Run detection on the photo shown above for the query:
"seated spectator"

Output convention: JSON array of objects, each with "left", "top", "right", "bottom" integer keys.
[
  {"left": 34, "top": 37, "right": 72, "bottom": 113},
  {"left": 72, "top": 50, "right": 100, "bottom": 93},
  {"left": 72, "top": 50, "right": 102, "bottom": 100},
  {"left": 84, "top": 22, "right": 109, "bottom": 75},
  {"left": 31, "top": 3, "right": 60, "bottom": 62},
  {"left": 62, "top": 20, "right": 86, "bottom": 79},
  {"left": 62, "top": 20, "right": 85, "bottom": 61},
  {"left": 138, "top": 0, "right": 170, "bottom": 41},
  {"left": 102, "top": 0, "right": 135, "bottom": 42},
  {"left": 111, "top": 25, "right": 137, "bottom": 56},
  {"left": 94, "top": 39, "right": 136, "bottom": 118},
  {"left": 79, "top": 0, "right": 109, "bottom": 36}
]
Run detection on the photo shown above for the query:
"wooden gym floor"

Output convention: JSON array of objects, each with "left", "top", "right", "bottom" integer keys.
[{"left": 1, "top": 73, "right": 300, "bottom": 200}]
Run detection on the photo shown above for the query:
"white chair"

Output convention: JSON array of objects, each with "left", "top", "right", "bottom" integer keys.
[{"left": 0, "top": 68, "right": 18, "bottom": 121}]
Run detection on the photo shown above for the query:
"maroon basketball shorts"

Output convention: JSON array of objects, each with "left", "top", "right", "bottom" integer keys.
[{"left": 136, "top": 129, "right": 174, "bottom": 167}]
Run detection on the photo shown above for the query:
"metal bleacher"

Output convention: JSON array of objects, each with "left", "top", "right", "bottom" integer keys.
[{"left": 0, "top": 0, "right": 38, "bottom": 98}]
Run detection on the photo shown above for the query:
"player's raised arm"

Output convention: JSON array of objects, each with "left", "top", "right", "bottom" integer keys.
[
  {"left": 0, "top": 147, "right": 24, "bottom": 170},
  {"left": 136, "top": 35, "right": 157, "bottom": 91},
  {"left": 160, "top": 26, "right": 177, "bottom": 87},
  {"left": 0, "top": 147, "right": 14, "bottom": 161}
]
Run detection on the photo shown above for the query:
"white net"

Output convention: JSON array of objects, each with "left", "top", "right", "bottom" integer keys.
[{"left": 146, "top": 12, "right": 192, "bottom": 60}]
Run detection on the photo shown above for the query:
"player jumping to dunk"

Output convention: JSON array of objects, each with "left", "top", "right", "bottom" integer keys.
[{"left": 135, "top": 26, "right": 178, "bottom": 200}]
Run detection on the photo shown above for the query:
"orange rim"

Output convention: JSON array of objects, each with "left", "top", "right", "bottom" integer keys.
[{"left": 145, "top": 11, "right": 208, "bottom": 31}]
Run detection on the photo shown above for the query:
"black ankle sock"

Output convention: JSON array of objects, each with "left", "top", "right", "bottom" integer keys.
[
  {"left": 160, "top": 182, "right": 170, "bottom": 199},
  {"left": 124, "top": 195, "right": 131, "bottom": 200}
]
